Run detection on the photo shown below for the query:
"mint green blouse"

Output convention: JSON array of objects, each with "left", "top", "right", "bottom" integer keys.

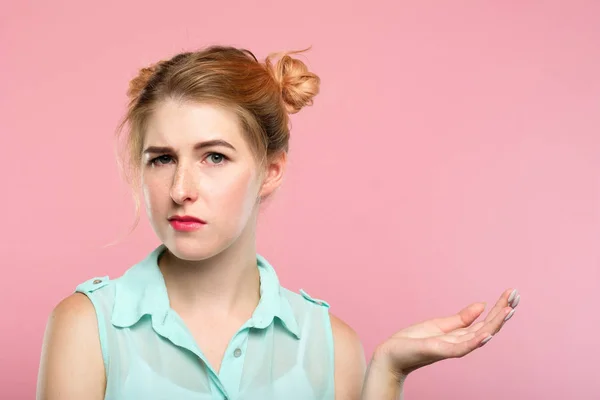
[{"left": 76, "top": 245, "right": 335, "bottom": 400}]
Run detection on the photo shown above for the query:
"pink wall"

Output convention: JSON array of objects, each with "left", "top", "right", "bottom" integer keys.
[{"left": 2, "top": 1, "right": 598, "bottom": 398}]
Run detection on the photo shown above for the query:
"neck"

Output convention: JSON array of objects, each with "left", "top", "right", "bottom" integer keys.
[{"left": 158, "top": 218, "right": 260, "bottom": 320}]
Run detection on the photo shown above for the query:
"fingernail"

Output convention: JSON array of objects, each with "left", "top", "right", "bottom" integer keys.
[
  {"left": 504, "top": 308, "right": 515, "bottom": 322},
  {"left": 508, "top": 289, "right": 518, "bottom": 304},
  {"left": 481, "top": 335, "right": 493, "bottom": 345},
  {"left": 510, "top": 294, "right": 520, "bottom": 309}
]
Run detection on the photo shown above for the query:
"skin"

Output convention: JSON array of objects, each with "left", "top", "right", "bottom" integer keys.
[{"left": 37, "top": 100, "right": 518, "bottom": 399}]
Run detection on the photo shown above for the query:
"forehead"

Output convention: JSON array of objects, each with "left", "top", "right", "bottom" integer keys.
[{"left": 144, "top": 100, "right": 245, "bottom": 148}]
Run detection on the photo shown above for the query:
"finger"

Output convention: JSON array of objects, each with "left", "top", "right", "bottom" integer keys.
[
  {"left": 443, "top": 330, "right": 478, "bottom": 344},
  {"left": 432, "top": 302, "right": 486, "bottom": 333},
  {"left": 447, "top": 321, "right": 485, "bottom": 337},
  {"left": 431, "top": 331, "right": 493, "bottom": 359},
  {"left": 440, "top": 332, "right": 476, "bottom": 344},
  {"left": 484, "top": 288, "right": 517, "bottom": 323},
  {"left": 511, "top": 293, "right": 521, "bottom": 309},
  {"left": 452, "top": 331, "right": 494, "bottom": 357},
  {"left": 478, "top": 306, "right": 514, "bottom": 337},
  {"left": 444, "top": 323, "right": 489, "bottom": 343}
]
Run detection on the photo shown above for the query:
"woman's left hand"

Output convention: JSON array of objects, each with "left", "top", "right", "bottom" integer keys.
[{"left": 371, "top": 288, "right": 520, "bottom": 381}]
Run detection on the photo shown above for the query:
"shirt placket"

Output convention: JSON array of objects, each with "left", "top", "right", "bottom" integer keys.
[
  {"left": 212, "top": 330, "right": 249, "bottom": 400},
  {"left": 153, "top": 311, "right": 232, "bottom": 399}
]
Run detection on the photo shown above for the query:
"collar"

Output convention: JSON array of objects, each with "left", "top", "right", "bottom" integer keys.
[{"left": 111, "top": 245, "right": 300, "bottom": 339}]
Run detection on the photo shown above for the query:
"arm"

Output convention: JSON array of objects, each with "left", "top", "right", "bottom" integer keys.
[
  {"left": 361, "top": 350, "right": 405, "bottom": 400},
  {"left": 36, "top": 293, "right": 106, "bottom": 400},
  {"left": 331, "top": 313, "right": 404, "bottom": 400},
  {"left": 330, "top": 313, "right": 368, "bottom": 400},
  {"left": 331, "top": 288, "right": 519, "bottom": 400}
]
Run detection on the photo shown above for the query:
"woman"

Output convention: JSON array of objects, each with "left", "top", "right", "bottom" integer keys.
[{"left": 37, "top": 46, "right": 519, "bottom": 399}]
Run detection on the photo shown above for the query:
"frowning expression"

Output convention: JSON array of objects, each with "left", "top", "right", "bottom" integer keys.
[{"left": 141, "top": 100, "right": 263, "bottom": 260}]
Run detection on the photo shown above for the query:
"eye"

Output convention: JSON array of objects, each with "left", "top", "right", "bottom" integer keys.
[
  {"left": 207, "top": 153, "right": 227, "bottom": 165},
  {"left": 149, "top": 155, "right": 173, "bottom": 166}
]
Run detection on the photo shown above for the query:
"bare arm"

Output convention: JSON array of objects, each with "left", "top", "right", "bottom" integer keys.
[
  {"left": 361, "top": 351, "right": 405, "bottom": 400},
  {"left": 330, "top": 313, "right": 368, "bottom": 400},
  {"left": 359, "top": 288, "right": 519, "bottom": 399},
  {"left": 37, "top": 293, "right": 106, "bottom": 400}
]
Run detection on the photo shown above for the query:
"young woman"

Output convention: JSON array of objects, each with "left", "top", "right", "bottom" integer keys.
[{"left": 37, "top": 46, "right": 519, "bottom": 400}]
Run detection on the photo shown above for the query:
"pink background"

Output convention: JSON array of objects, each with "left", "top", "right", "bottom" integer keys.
[{"left": 2, "top": 1, "right": 598, "bottom": 399}]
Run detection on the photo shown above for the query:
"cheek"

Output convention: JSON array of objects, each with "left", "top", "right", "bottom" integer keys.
[
  {"left": 207, "top": 167, "right": 260, "bottom": 214},
  {"left": 142, "top": 173, "right": 172, "bottom": 211}
]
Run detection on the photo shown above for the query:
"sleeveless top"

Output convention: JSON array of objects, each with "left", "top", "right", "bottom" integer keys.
[{"left": 75, "top": 245, "right": 335, "bottom": 400}]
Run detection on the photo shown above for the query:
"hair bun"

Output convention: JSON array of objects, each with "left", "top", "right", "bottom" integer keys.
[
  {"left": 126, "top": 64, "right": 160, "bottom": 101},
  {"left": 266, "top": 49, "right": 320, "bottom": 114}
]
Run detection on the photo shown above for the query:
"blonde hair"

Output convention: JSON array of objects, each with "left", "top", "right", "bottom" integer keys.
[{"left": 115, "top": 45, "right": 320, "bottom": 234}]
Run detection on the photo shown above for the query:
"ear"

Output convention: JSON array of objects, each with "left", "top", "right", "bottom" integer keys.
[{"left": 259, "top": 151, "right": 287, "bottom": 199}]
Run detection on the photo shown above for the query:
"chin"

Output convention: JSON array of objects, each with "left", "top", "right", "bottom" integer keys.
[{"left": 161, "top": 233, "right": 233, "bottom": 262}]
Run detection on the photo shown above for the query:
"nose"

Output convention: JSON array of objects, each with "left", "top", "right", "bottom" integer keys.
[{"left": 170, "top": 164, "right": 199, "bottom": 204}]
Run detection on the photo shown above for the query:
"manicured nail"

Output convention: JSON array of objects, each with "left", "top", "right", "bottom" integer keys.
[
  {"left": 504, "top": 308, "right": 515, "bottom": 322},
  {"left": 481, "top": 335, "right": 493, "bottom": 345},
  {"left": 508, "top": 289, "right": 518, "bottom": 304},
  {"left": 511, "top": 294, "right": 520, "bottom": 309}
]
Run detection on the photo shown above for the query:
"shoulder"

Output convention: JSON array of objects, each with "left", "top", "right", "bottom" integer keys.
[
  {"left": 37, "top": 293, "right": 106, "bottom": 399},
  {"left": 329, "top": 313, "right": 366, "bottom": 399},
  {"left": 44, "top": 292, "right": 101, "bottom": 343},
  {"left": 48, "top": 274, "right": 116, "bottom": 340},
  {"left": 329, "top": 313, "right": 362, "bottom": 349},
  {"left": 281, "top": 287, "right": 365, "bottom": 396},
  {"left": 44, "top": 293, "right": 102, "bottom": 350}
]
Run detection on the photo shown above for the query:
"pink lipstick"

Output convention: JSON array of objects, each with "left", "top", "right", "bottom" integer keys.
[{"left": 168, "top": 215, "right": 206, "bottom": 232}]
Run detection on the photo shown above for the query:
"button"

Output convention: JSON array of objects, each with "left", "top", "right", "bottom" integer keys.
[
  {"left": 299, "top": 289, "right": 331, "bottom": 308},
  {"left": 93, "top": 279, "right": 102, "bottom": 284},
  {"left": 233, "top": 348, "right": 242, "bottom": 358}
]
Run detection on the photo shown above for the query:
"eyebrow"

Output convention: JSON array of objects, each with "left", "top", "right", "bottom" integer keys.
[{"left": 143, "top": 139, "right": 236, "bottom": 155}]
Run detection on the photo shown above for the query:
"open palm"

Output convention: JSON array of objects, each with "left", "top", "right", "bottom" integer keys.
[{"left": 375, "top": 288, "right": 520, "bottom": 376}]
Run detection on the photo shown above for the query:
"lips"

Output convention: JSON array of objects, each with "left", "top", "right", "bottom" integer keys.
[
  {"left": 168, "top": 215, "right": 205, "bottom": 223},
  {"left": 168, "top": 215, "right": 206, "bottom": 232}
]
